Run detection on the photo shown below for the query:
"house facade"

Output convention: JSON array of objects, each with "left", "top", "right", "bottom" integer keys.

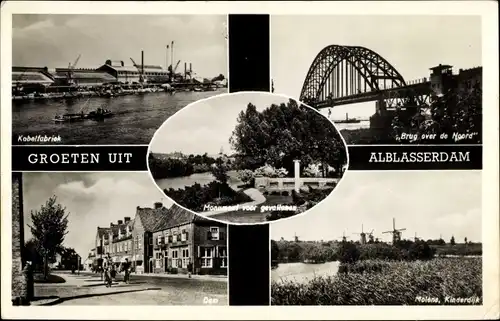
[
  {"left": 152, "top": 204, "right": 228, "bottom": 275},
  {"left": 90, "top": 202, "right": 227, "bottom": 276}
]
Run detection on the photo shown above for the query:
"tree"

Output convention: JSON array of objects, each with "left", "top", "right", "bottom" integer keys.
[
  {"left": 210, "top": 157, "right": 229, "bottom": 184},
  {"left": 464, "top": 237, "right": 468, "bottom": 244},
  {"left": 229, "top": 100, "right": 347, "bottom": 176},
  {"left": 450, "top": 235, "right": 456, "bottom": 246},
  {"left": 29, "top": 196, "right": 69, "bottom": 279},
  {"left": 271, "top": 240, "right": 280, "bottom": 268}
]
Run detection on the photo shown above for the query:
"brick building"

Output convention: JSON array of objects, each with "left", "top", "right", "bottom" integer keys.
[
  {"left": 12, "top": 172, "right": 29, "bottom": 304},
  {"left": 152, "top": 204, "right": 228, "bottom": 275}
]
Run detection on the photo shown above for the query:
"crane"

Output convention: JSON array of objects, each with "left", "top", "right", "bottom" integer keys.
[
  {"left": 173, "top": 60, "right": 181, "bottom": 73},
  {"left": 382, "top": 218, "right": 406, "bottom": 244},
  {"left": 66, "top": 54, "right": 81, "bottom": 86},
  {"left": 130, "top": 57, "right": 146, "bottom": 84}
]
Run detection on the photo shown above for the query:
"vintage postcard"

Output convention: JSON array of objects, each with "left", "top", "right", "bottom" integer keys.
[{"left": 1, "top": 1, "right": 498, "bottom": 321}]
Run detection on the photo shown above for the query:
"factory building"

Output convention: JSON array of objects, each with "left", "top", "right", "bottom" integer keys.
[
  {"left": 96, "top": 60, "right": 169, "bottom": 84},
  {"left": 50, "top": 68, "right": 117, "bottom": 87},
  {"left": 12, "top": 66, "right": 54, "bottom": 88}
]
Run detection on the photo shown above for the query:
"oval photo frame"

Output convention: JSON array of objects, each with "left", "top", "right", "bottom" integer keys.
[{"left": 147, "top": 91, "right": 350, "bottom": 225}]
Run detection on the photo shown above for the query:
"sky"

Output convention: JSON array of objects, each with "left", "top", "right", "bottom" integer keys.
[
  {"left": 150, "top": 92, "right": 313, "bottom": 156},
  {"left": 271, "top": 15, "right": 482, "bottom": 119},
  {"left": 12, "top": 14, "right": 227, "bottom": 79},
  {"left": 271, "top": 170, "right": 482, "bottom": 243},
  {"left": 22, "top": 172, "right": 173, "bottom": 259}
]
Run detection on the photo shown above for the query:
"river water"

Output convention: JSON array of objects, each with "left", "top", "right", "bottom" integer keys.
[
  {"left": 156, "top": 170, "right": 242, "bottom": 191},
  {"left": 12, "top": 89, "right": 226, "bottom": 145},
  {"left": 271, "top": 261, "right": 340, "bottom": 284}
]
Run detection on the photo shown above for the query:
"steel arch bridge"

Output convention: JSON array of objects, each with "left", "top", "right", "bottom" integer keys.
[{"left": 299, "top": 45, "right": 432, "bottom": 109}]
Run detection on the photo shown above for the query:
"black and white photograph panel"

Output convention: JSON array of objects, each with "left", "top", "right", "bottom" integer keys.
[
  {"left": 12, "top": 14, "right": 228, "bottom": 145},
  {"left": 270, "top": 170, "right": 482, "bottom": 305},
  {"left": 148, "top": 92, "right": 348, "bottom": 225},
  {"left": 271, "top": 15, "right": 482, "bottom": 145},
  {"left": 11, "top": 172, "right": 228, "bottom": 306}
]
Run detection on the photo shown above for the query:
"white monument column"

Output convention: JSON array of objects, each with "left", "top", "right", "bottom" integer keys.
[{"left": 294, "top": 159, "right": 301, "bottom": 193}]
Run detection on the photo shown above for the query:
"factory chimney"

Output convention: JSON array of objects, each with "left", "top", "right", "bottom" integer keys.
[
  {"left": 141, "top": 50, "right": 144, "bottom": 75},
  {"left": 189, "top": 63, "right": 192, "bottom": 80},
  {"left": 184, "top": 62, "right": 187, "bottom": 80}
]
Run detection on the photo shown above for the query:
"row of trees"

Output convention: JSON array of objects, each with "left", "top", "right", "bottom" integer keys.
[
  {"left": 391, "top": 83, "right": 482, "bottom": 144},
  {"left": 272, "top": 237, "right": 483, "bottom": 265},
  {"left": 164, "top": 157, "right": 252, "bottom": 211},
  {"left": 229, "top": 100, "right": 347, "bottom": 177},
  {"left": 148, "top": 153, "right": 221, "bottom": 179}
]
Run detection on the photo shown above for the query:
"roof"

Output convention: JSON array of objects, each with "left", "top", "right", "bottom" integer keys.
[
  {"left": 99, "top": 64, "right": 139, "bottom": 73},
  {"left": 51, "top": 71, "right": 116, "bottom": 81},
  {"left": 97, "top": 227, "right": 111, "bottom": 238},
  {"left": 152, "top": 203, "right": 215, "bottom": 232},
  {"left": 12, "top": 71, "right": 54, "bottom": 84},
  {"left": 136, "top": 205, "right": 171, "bottom": 232}
]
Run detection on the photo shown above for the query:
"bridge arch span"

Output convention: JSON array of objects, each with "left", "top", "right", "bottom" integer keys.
[{"left": 299, "top": 45, "right": 407, "bottom": 106}]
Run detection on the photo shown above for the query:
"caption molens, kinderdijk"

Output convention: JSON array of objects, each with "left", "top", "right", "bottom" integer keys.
[{"left": 147, "top": 91, "right": 349, "bottom": 225}]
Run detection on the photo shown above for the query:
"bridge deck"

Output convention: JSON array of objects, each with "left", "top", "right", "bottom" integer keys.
[{"left": 314, "top": 81, "right": 431, "bottom": 108}]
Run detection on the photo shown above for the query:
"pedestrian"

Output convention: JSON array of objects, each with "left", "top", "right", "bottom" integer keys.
[
  {"left": 104, "top": 266, "right": 112, "bottom": 287},
  {"left": 110, "top": 264, "right": 117, "bottom": 281},
  {"left": 122, "top": 258, "right": 131, "bottom": 284}
]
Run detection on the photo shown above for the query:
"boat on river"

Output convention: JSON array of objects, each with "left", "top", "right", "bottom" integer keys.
[
  {"left": 86, "top": 108, "right": 113, "bottom": 120},
  {"left": 335, "top": 113, "right": 361, "bottom": 124},
  {"left": 53, "top": 113, "right": 85, "bottom": 123}
]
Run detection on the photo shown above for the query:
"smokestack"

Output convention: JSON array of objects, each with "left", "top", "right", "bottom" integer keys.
[
  {"left": 141, "top": 50, "right": 144, "bottom": 75},
  {"left": 184, "top": 62, "right": 187, "bottom": 80},
  {"left": 190, "top": 63, "right": 192, "bottom": 80}
]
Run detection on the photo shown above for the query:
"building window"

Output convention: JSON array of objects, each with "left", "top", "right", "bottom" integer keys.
[
  {"left": 182, "top": 248, "right": 189, "bottom": 268},
  {"left": 201, "top": 247, "right": 213, "bottom": 268},
  {"left": 158, "top": 236, "right": 163, "bottom": 245},
  {"left": 171, "top": 250, "right": 179, "bottom": 268},
  {"left": 139, "top": 235, "right": 142, "bottom": 249},
  {"left": 181, "top": 231, "right": 187, "bottom": 242},
  {"left": 209, "top": 227, "right": 219, "bottom": 240},
  {"left": 219, "top": 246, "right": 227, "bottom": 268},
  {"left": 168, "top": 235, "right": 173, "bottom": 243},
  {"left": 173, "top": 232, "right": 177, "bottom": 243}
]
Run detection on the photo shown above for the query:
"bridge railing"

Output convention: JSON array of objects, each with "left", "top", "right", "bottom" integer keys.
[{"left": 406, "top": 77, "right": 428, "bottom": 85}]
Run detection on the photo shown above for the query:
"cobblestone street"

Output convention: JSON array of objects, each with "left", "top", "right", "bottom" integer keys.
[{"left": 32, "top": 272, "right": 227, "bottom": 306}]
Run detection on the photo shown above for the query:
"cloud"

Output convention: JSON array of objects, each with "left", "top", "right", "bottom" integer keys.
[
  {"left": 271, "top": 171, "right": 482, "bottom": 242},
  {"left": 22, "top": 172, "right": 171, "bottom": 258},
  {"left": 12, "top": 14, "right": 227, "bottom": 78}
]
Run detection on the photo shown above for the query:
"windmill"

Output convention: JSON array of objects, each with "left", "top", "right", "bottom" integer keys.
[
  {"left": 66, "top": 54, "right": 81, "bottom": 86},
  {"left": 382, "top": 218, "right": 406, "bottom": 244},
  {"left": 353, "top": 224, "right": 373, "bottom": 244},
  {"left": 339, "top": 231, "right": 349, "bottom": 243}
]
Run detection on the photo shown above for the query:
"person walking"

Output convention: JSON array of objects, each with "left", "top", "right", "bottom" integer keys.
[{"left": 122, "top": 258, "right": 131, "bottom": 284}]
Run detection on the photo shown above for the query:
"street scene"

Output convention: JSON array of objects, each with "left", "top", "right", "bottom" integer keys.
[
  {"left": 12, "top": 14, "right": 228, "bottom": 145},
  {"left": 271, "top": 171, "right": 482, "bottom": 305},
  {"left": 11, "top": 172, "right": 228, "bottom": 306},
  {"left": 148, "top": 92, "right": 348, "bottom": 224},
  {"left": 271, "top": 15, "right": 482, "bottom": 144}
]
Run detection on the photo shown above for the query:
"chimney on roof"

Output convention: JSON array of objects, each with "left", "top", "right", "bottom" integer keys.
[
  {"left": 124, "top": 217, "right": 131, "bottom": 223},
  {"left": 118, "top": 220, "right": 123, "bottom": 225},
  {"left": 154, "top": 202, "right": 163, "bottom": 209}
]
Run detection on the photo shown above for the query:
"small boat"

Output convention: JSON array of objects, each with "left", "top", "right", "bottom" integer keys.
[
  {"left": 86, "top": 108, "right": 113, "bottom": 120},
  {"left": 53, "top": 113, "right": 85, "bottom": 123}
]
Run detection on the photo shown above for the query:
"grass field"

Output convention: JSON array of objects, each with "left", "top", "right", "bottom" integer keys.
[{"left": 271, "top": 257, "right": 482, "bottom": 305}]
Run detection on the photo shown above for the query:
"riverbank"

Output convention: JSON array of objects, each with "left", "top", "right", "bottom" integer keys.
[{"left": 12, "top": 85, "right": 224, "bottom": 104}]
